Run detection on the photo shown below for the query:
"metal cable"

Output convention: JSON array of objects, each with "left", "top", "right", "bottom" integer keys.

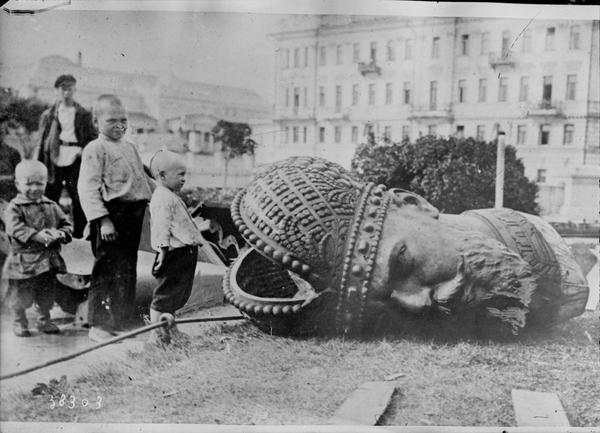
[{"left": 0, "top": 315, "right": 245, "bottom": 381}]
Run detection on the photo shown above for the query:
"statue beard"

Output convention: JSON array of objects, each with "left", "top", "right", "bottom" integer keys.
[{"left": 433, "top": 232, "right": 537, "bottom": 336}]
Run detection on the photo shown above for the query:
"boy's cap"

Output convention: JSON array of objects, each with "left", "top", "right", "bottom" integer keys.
[{"left": 54, "top": 74, "right": 77, "bottom": 89}]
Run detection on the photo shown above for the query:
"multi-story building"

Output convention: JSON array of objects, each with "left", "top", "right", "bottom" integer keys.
[{"left": 270, "top": 16, "right": 599, "bottom": 221}]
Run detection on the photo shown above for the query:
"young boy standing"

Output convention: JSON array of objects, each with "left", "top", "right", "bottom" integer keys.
[
  {"left": 148, "top": 150, "right": 203, "bottom": 343},
  {"left": 3, "top": 160, "right": 72, "bottom": 337},
  {"left": 78, "top": 95, "right": 153, "bottom": 342}
]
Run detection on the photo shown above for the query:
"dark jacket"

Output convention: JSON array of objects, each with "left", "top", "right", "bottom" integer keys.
[{"left": 38, "top": 102, "right": 97, "bottom": 150}]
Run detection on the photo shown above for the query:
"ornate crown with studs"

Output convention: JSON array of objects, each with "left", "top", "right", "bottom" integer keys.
[{"left": 227, "top": 156, "right": 390, "bottom": 334}]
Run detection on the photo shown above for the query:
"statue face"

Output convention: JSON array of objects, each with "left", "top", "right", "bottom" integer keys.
[{"left": 371, "top": 202, "right": 462, "bottom": 314}]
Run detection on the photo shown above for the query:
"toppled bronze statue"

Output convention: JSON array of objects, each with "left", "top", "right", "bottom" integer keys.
[{"left": 224, "top": 156, "right": 589, "bottom": 338}]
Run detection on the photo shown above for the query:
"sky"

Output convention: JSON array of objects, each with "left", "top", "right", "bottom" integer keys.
[{"left": 0, "top": 9, "right": 285, "bottom": 103}]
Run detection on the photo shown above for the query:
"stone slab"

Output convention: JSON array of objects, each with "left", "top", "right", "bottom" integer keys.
[
  {"left": 511, "top": 389, "right": 570, "bottom": 427},
  {"left": 328, "top": 381, "right": 397, "bottom": 425}
]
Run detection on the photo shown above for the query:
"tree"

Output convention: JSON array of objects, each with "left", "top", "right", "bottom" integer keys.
[
  {"left": 0, "top": 91, "right": 48, "bottom": 158},
  {"left": 211, "top": 120, "right": 257, "bottom": 188},
  {"left": 351, "top": 134, "right": 539, "bottom": 215}
]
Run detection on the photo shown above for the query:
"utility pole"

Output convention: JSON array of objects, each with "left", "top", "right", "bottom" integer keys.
[{"left": 495, "top": 130, "right": 506, "bottom": 209}]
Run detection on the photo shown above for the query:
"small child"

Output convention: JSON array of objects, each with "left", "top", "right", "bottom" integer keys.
[
  {"left": 3, "top": 160, "right": 72, "bottom": 337},
  {"left": 148, "top": 150, "right": 203, "bottom": 343}
]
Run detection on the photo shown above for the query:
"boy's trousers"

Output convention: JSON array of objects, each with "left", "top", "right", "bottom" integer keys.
[
  {"left": 7, "top": 271, "right": 56, "bottom": 326},
  {"left": 88, "top": 200, "right": 146, "bottom": 330}
]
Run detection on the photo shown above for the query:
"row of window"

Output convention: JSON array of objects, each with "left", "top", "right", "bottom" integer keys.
[
  {"left": 282, "top": 73, "right": 578, "bottom": 109},
  {"left": 280, "top": 24, "right": 582, "bottom": 68},
  {"left": 281, "top": 123, "right": 577, "bottom": 146}
]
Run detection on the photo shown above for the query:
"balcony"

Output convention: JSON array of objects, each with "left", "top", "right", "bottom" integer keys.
[
  {"left": 527, "top": 100, "right": 564, "bottom": 117},
  {"left": 408, "top": 105, "right": 453, "bottom": 121},
  {"left": 357, "top": 60, "right": 381, "bottom": 77},
  {"left": 489, "top": 51, "right": 515, "bottom": 68}
]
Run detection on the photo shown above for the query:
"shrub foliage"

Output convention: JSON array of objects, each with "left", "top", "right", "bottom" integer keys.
[{"left": 351, "top": 135, "right": 539, "bottom": 215}]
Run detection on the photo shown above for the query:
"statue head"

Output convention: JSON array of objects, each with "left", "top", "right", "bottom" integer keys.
[{"left": 225, "top": 157, "right": 588, "bottom": 338}]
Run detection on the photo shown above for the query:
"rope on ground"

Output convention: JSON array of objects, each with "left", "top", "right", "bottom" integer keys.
[{"left": 0, "top": 315, "right": 245, "bottom": 381}]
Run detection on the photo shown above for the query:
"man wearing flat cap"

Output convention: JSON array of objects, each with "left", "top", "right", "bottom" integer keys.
[{"left": 38, "top": 74, "right": 97, "bottom": 238}]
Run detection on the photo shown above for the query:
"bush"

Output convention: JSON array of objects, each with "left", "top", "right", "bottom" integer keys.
[{"left": 351, "top": 135, "right": 540, "bottom": 215}]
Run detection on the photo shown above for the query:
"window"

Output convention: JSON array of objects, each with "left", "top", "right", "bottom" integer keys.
[
  {"left": 539, "top": 124, "right": 550, "bottom": 145},
  {"left": 383, "top": 126, "right": 392, "bottom": 142},
  {"left": 292, "top": 126, "right": 298, "bottom": 143},
  {"left": 387, "top": 40, "right": 395, "bottom": 61},
  {"left": 203, "top": 131, "right": 211, "bottom": 145},
  {"left": 456, "top": 125, "right": 465, "bottom": 138},
  {"left": 542, "top": 75, "right": 553, "bottom": 106},
  {"left": 351, "top": 84, "right": 359, "bottom": 106},
  {"left": 334, "top": 126, "right": 341, "bottom": 143},
  {"left": 385, "top": 82, "right": 393, "bottom": 104},
  {"left": 405, "top": 39, "right": 412, "bottom": 60},
  {"left": 566, "top": 75, "right": 577, "bottom": 100},
  {"left": 545, "top": 27, "right": 555, "bottom": 51},
  {"left": 294, "top": 48, "right": 300, "bottom": 68},
  {"left": 303, "top": 126, "right": 307, "bottom": 143},
  {"left": 498, "top": 77, "right": 508, "bottom": 102},
  {"left": 536, "top": 169, "right": 547, "bottom": 183},
  {"left": 335, "top": 85, "right": 342, "bottom": 113},
  {"left": 476, "top": 125, "right": 485, "bottom": 141},
  {"left": 517, "top": 125, "right": 527, "bottom": 145},
  {"left": 461, "top": 34, "right": 469, "bottom": 56},
  {"left": 501, "top": 31, "right": 511, "bottom": 56},
  {"left": 303, "top": 88, "right": 307, "bottom": 107},
  {"left": 432, "top": 37, "right": 440, "bottom": 58},
  {"left": 319, "top": 126, "right": 325, "bottom": 143},
  {"left": 402, "top": 125, "right": 410, "bottom": 140},
  {"left": 285, "top": 88, "right": 289, "bottom": 107},
  {"left": 403, "top": 82, "right": 411, "bottom": 104},
  {"left": 429, "top": 81, "right": 437, "bottom": 109},
  {"left": 522, "top": 30, "right": 532, "bottom": 52},
  {"left": 353, "top": 43, "right": 360, "bottom": 62},
  {"left": 480, "top": 32, "right": 490, "bottom": 54},
  {"left": 569, "top": 25, "right": 580, "bottom": 50},
  {"left": 458, "top": 79, "right": 467, "bottom": 103},
  {"left": 319, "top": 46, "right": 327, "bottom": 66},
  {"left": 563, "top": 124, "right": 574, "bottom": 145},
  {"left": 519, "top": 76, "right": 529, "bottom": 102},
  {"left": 336, "top": 44, "right": 343, "bottom": 65},
  {"left": 304, "top": 47, "right": 308, "bottom": 67},
  {"left": 478, "top": 78, "right": 487, "bottom": 102},
  {"left": 284, "top": 48, "right": 290, "bottom": 68},
  {"left": 370, "top": 42, "right": 377, "bottom": 61},
  {"left": 284, "top": 126, "right": 289, "bottom": 144},
  {"left": 351, "top": 126, "right": 359, "bottom": 144},
  {"left": 319, "top": 86, "right": 325, "bottom": 107},
  {"left": 293, "top": 87, "right": 300, "bottom": 108},
  {"left": 428, "top": 124, "right": 437, "bottom": 136},
  {"left": 368, "top": 83, "right": 376, "bottom": 105}
]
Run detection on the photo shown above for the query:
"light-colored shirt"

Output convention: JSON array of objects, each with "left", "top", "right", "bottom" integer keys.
[
  {"left": 149, "top": 185, "right": 204, "bottom": 251},
  {"left": 57, "top": 104, "right": 77, "bottom": 143},
  {"left": 78, "top": 135, "right": 153, "bottom": 221}
]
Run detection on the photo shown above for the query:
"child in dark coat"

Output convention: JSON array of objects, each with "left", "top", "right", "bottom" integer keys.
[{"left": 3, "top": 160, "right": 72, "bottom": 337}]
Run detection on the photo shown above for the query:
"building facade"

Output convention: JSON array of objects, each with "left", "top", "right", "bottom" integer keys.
[{"left": 270, "top": 16, "right": 599, "bottom": 221}]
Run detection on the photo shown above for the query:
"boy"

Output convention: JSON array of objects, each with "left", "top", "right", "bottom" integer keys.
[
  {"left": 78, "top": 95, "right": 153, "bottom": 342},
  {"left": 3, "top": 160, "right": 72, "bottom": 337},
  {"left": 148, "top": 150, "right": 203, "bottom": 344}
]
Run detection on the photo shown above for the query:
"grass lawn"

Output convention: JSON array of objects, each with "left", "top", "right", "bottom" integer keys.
[{"left": 1, "top": 309, "right": 598, "bottom": 426}]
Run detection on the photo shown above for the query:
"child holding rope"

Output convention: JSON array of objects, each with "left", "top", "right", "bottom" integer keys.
[{"left": 148, "top": 150, "right": 204, "bottom": 344}]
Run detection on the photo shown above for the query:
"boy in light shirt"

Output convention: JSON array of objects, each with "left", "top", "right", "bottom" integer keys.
[
  {"left": 148, "top": 150, "right": 203, "bottom": 344},
  {"left": 78, "top": 95, "right": 153, "bottom": 342}
]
